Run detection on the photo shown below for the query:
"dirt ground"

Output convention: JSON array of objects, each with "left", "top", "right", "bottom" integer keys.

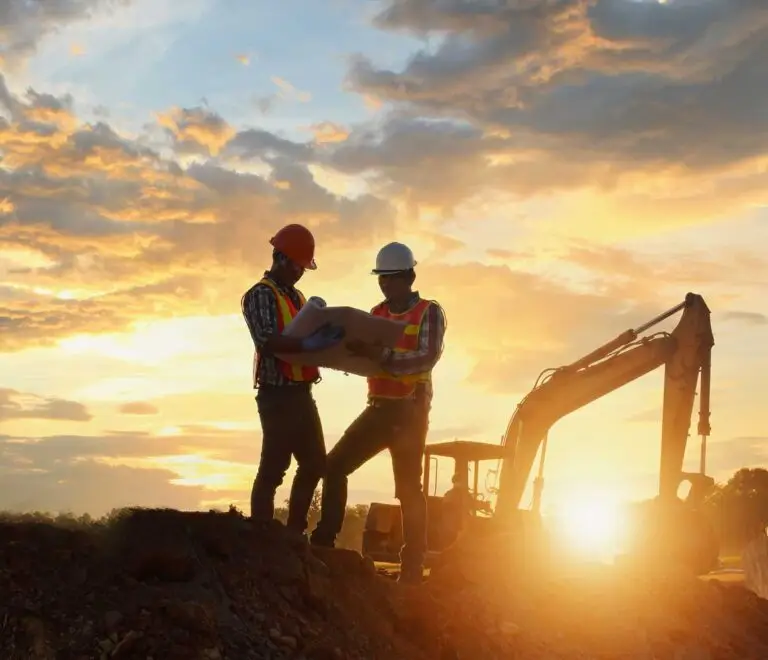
[{"left": 2, "top": 508, "right": 768, "bottom": 660}]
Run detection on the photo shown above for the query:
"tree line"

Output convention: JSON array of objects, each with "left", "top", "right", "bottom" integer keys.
[
  {"left": 0, "top": 493, "right": 372, "bottom": 552},
  {"left": 3, "top": 467, "right": 767, "bottom": 558},
  {"left": 273, "top": 490, "right": 370, "bottom": 551},
  {"left": 703, "top": 467, "right": 768, "bottom": 556}
]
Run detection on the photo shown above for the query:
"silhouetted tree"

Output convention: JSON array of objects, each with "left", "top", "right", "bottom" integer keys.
[{"left": 704, "top": 468, "right": 768, "bottom": 554}]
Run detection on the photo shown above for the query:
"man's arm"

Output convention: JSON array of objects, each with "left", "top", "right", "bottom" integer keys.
[
  {"left": 242, "top": 286, "right": 306, "bottom": 354},
  {"left": 380, "top": 302, "right": 446, "bottom": 376}
]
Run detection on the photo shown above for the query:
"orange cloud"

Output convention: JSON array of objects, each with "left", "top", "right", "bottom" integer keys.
[
  {"left": 310, "top": 121, "right": 349, "bottom": 144},
  {"left": 157, "top": 106, "right": 236, "bottom": 156},
  {"left": 119, "top": 401, "right": 160, "bottom": 415}
]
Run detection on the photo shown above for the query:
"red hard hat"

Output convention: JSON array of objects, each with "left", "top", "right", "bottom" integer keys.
[{"left": 269, "top": 224, "right": 317, "bottom": 270}]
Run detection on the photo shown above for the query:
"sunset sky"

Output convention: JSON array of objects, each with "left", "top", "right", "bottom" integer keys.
[{"left": 1, "top": 0, "right": 767, "bottom": 519}]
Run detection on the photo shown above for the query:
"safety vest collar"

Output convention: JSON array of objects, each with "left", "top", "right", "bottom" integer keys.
[
  {"left": 375, "top": 291, "right": 422, "bottom": 317},
  {"left": 260, "top": 272, "right": 302, "bottom": 303}
]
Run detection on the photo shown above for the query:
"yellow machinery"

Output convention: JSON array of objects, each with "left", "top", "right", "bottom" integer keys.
[
  {"left": 363, "top": 440, "right": 503, "bottom": 564},
  {"left": 363, "top": 292, "right": 718, "bottom": 575}
]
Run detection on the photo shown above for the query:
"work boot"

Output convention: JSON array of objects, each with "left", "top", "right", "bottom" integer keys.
[
  {"left": 397, "top": 564, "right": 424, "bottom": 586},
  {"left": 283, "top": 524, "right": 310, "bottom": 546},
  {"left": 251, "top": 518, "right": 284, "bottom": 535},
  {"left": 309, "top": 532, "right": 335, "bottom": 549}
]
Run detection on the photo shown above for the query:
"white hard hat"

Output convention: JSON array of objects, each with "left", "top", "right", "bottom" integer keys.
[{"left": 372, "top": 242, "right": 417, "bottom": 274}]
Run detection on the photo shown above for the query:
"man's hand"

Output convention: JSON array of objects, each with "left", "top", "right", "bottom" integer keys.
[
  {"left": 346, "top": 339, "right": 386, "bottom": 362},
  {"left": 301, "top": 323, "right": 346, "bottom": 352}
]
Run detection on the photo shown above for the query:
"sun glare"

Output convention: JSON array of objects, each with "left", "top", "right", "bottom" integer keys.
[{"left": 555, "top": 496, "right": 624, "bottom": 560}]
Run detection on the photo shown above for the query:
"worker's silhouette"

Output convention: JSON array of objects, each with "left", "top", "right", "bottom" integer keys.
[{"left": 441, "top": 473, "right": 474, "bottom": 546}]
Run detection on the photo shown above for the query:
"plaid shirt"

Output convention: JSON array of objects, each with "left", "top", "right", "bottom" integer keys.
[
  {"left": 375, "top": 291, "right": 447, "bottom": 403},
  {"left": 241, "top": 272, "right": 314, "bottom": 388}
]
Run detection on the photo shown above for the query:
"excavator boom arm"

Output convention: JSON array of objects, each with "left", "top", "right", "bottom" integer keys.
[{"left": 494, "top": 293, "right": 713, "bottom": 520}]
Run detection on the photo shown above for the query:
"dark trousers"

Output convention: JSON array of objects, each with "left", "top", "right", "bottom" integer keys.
[
  {"left": 311, "top": 398, "right": 429, "bottom": 569},
  {"left": 250, "top": 384, "right": 326, "bottom": 533}
]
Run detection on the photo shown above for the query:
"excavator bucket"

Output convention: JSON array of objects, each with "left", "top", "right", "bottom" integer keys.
[{"left": 742, "top": 531, "right": 768, "bottom": 600}]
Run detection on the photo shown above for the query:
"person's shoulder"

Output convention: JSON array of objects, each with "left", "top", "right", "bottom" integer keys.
[
  {"left": 245, "top": 279, "right": 278, "bottom": 301},
  {"left": 370, "top": 300, "right": 387, "bottom": 314},
  {"left": 421, "top": 298, "right": 444, "bottom": 314}
]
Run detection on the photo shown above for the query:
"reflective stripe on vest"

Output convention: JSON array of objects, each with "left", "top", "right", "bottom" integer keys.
[
  {"left": 367, "top": 298, "right": 431, "bottom": 399},
  {"left": 255, "top": 278, "right": 320, "bottom": 383}
]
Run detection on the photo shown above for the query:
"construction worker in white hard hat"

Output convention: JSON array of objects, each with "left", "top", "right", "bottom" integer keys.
[{"left": 311, "top": 241, "right": 447, "bottom": 585}]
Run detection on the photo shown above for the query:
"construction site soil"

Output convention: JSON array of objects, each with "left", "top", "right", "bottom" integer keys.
[{"left": 2, "top": 508, "right": 768, "bottom": 660}]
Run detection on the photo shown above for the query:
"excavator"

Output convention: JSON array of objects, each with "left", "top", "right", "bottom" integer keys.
[{"left": 362, "top": 292, "right": 719, "bottom": 577}]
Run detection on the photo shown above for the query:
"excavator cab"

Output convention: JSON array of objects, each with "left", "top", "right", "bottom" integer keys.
[{"left": 361, "top": 441, "right": 503, "bottom": 565}]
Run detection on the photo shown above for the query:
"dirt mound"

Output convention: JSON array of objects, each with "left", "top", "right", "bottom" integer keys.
[{"left": 2, "top": 509, "right": 768, "bottom": 660}]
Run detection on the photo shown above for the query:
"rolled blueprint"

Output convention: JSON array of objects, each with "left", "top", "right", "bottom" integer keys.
[{"left": 277, "top": 298, "right": 407, "bottom": 377}]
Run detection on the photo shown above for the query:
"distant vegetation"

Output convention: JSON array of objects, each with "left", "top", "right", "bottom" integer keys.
[
  {"left": 3, "top": 468, "right": 766, "bottom": 559},
  {"left": 274, "top": 490, "right": 370, "bottom": 551},
  {"left": 704, "top": 468, "right": 768, "bottom": 556},
  {"left": 0, "top": 491, "right": 371, "bottom": 552}
]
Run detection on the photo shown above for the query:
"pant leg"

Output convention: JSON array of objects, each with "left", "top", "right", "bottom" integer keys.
[
  {"left": 286, "top": 389, "right": 327, "bottom": 533},
  {"left": 251, "top": 388, "right": 295, "bottom": 522},
  {"left": 388, "top": 401, "right": 430, "bottom": 570},
  {"left": 311, "top": 405, "right": 391, "bottom": 545}
]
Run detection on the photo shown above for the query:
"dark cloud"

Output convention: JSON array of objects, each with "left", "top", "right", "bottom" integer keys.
[
  {"left": 118, "top": 401, "right": 159, "bottom": 415},
  {"left": 225, "top": 128, "right": 314, "bottom": 162},
  {"left": 328, "top": 116, "right": 490, "bottom": 210},
  {"left": 0, "top": 428, "right": 251, "bottom": 515},
  {"left": 340, "top": 0, "right": 768, "bottom": 209},
  {"left": 0, "top": 388, "right": 91, "bottom": 422},
  {"left": 0, "top": 428, "right": 254, "bottom": 469},
  {"left": 0, "top": 460, "right": 216, "bottom": 517},
  {"left": 0, "top": 0, "right": 132, "bottom": 68}
]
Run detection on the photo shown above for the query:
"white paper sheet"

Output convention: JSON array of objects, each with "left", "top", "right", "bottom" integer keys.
[{"left": 275, "top": 297, "right": 407, "bottom": 376}]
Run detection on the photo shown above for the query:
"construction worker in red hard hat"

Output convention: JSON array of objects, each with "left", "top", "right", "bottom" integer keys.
[
  {"left": 310, "top": 241, "right": 447, "bottom": 584},
  {"left": 241, "top": 223, "right": 345, "bottom": 539}
]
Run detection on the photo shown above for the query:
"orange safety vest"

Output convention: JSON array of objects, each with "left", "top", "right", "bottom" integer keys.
[
  {"left": 254, "top": 278, "right": 320, "bottom": 384},
  {"left": 367, "top": 298, "right": 432, "bottom": 399}
]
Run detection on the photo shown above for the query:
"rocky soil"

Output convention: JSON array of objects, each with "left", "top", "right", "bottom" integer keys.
[{"left": 2, "top": 508, "right": 768, "bottom": 659}]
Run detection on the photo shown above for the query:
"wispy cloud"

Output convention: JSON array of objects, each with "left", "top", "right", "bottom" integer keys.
[
  {"left": 270, "top": 76, "right": 312, "bottom": 104},
  {"left": 0, "top": 389, "right": 91, "bottom": 422}
]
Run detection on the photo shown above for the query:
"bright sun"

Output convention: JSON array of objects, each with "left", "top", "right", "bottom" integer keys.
[{"left": 554, "top": 496, "right": 624, "bottom": 560}]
